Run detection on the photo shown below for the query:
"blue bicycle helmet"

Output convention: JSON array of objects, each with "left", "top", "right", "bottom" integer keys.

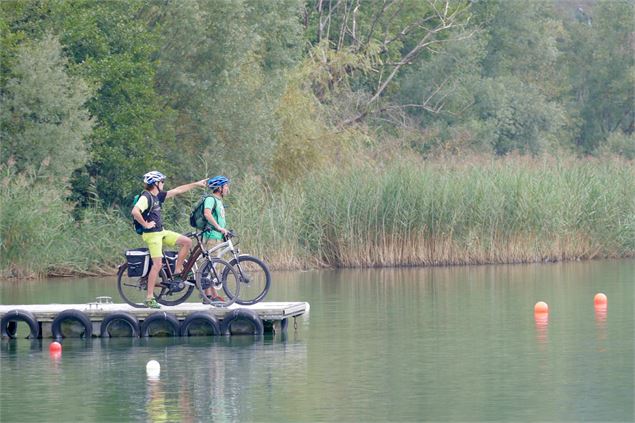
[
  {"left": 207, "top": 175, "right": 229, "bottom": 190},
  {"left": 143, "top": 171, "right": 166, "bottom": 186}
]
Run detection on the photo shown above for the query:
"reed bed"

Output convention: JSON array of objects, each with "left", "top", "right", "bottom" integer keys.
[
  {"left": 0, "top": 170, "right": 138, "bottom": 278},
  {"left": 2, "top": 156, "right": 633, "bottom": 277},
  {"left": 294, "top": 156, "right": 634, "bottom": 268}
]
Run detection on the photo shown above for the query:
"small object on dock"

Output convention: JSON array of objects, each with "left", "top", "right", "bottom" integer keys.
[
  {"left": 146, "top": 360, "right": 160, "bottom": 378},
  {"left": 534, "top": 301, "right": 549, "bottom": 314}
]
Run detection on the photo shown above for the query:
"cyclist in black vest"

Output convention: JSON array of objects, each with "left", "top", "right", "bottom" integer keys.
[{"left": 132, "top": 171, "right": 207, "bottom": 308}]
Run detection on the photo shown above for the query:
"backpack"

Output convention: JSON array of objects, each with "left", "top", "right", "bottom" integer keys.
[
  {"left": 132, "top": 192, "right": 154, "bottom": 235},
  {"left": 189, "top": 195, "right": 216, "bottom": 229}
]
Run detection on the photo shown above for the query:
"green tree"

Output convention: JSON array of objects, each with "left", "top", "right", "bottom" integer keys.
[
  {"left": 471, "top": 76, "right": 567, "bottom": 155},
  {"left": 152, "top": 0, "right": 303, "bottom": 178},
  {"left": 51, "top": 0, "right": 175, "bottom": 207},
  {"left": 0, "top": 33, "right": 93, "bottom": 178},
  {"left": 301, "top": 0, "right": 474, "bottom": 126},
  {"left": 477, "top": 0, "right": 565, "bottom": 92},
  {"left": 562, "top": 0, "right": 635, "bottom": 153},
  {"left": 394, "top": 0, "right": 572, "bottom": 156}
]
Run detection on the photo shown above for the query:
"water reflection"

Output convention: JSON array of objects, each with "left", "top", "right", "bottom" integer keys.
[
  {"left": 534, "top": 311, "right": 549, "bottom": 347},
  {"left": 594, "top": 303, "right": 608, "bottom": 352}
]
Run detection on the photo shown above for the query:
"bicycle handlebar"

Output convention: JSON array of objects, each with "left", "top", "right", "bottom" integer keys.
[{"left": 184, "top": 229, "right": 236, "bottom": 240}]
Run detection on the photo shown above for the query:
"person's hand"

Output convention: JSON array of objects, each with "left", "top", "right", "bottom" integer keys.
[
  {"left": 145, "top": 221, "right": 156, "bottom": 229},
  {"left": 196, "top": 179, "right": 207, "bottom": 187},
  {"left": 219, "top": 228, "right": 229, "bottom": 236}
]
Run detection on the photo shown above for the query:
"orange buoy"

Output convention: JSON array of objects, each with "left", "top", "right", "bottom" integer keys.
[
  {"left": 594, "top": 293, "right": 607, "bottom": 305},
  {"left": 49, "top": 341, "right": 62, "bottom": 353},
  {"left": 534, "top": 301, "right": 549, "bottom": 314}
]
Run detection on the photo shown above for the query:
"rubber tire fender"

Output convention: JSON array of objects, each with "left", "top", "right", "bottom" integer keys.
[
  {"left": 51, "top": 309, "right": 93, "bottom": 339},
  {"left": 1, "top": 309, "right": 40, "bottom": 339},
  {"left": 220, "top": 308, "right": 264, "bottom": 336},
  {"left": 100, "top": 312, "right": 140, "bottom": 338},
  {"left": 140, "top": 312, "right": 180, "bottom": 337},
  {"left": 179, "top": 311, "right": 221, "bottom": 336}
]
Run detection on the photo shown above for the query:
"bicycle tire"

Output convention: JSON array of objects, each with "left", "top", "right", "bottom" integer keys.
[
  {"left": 222, "top": 255, "right": 271, "bottom": 305},
  {"left": 117, "top": 263, "right": 170, "bottom": 308},
  {"left": 196, "top": 257, "right": 239, "bottom": 308}
]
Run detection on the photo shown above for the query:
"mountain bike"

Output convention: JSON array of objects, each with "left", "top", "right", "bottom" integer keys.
[
  {"left": 117, "top": 231, "right": 240, "bottom": 308},
  {"left": 198, "top": 231, "right": 271, "bottom": 305}
]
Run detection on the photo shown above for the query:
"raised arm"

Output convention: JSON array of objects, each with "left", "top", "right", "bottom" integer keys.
[{"left": 165, "top": 179, "right": 207, "bottom": 199}]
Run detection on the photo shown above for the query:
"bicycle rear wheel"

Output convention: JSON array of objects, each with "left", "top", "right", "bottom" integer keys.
[
  {"left": 117, "top": 263, "right": 167, "bottom": 308},
  {"left": 196, "top": 257, "right": 239, "bottom": 308},
  {"left": 222, "top": 255, "right": 271, "bottom": 305}
]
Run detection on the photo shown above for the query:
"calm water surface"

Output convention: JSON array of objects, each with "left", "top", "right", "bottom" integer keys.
[{"left": 0, "top": 260, "right": 633, "bottom": 422}]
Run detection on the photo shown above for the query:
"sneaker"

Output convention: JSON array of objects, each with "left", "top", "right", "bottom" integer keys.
[
  {"left": 202, "top": 294, "right": 225, "bottom": 304},
  {"left": 212, "top": 278, "right": 223, "bottom": 290},
  {"left": 143, "top": 298, "right": 161, "bottom": 309}
]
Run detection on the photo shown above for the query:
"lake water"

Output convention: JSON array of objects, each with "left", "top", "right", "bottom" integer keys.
[{"left": 1, "top": 260, "right": 633, "bottom": 422}]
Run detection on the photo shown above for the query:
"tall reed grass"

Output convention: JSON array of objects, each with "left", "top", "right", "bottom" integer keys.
[
  {"left": 0, "top": 168, "right": 138, "bottom": 278},
  {"left": 2, "top": 157, "right": 633, "bottom": 277},
  {"left": 234, "top": 156, "right": 634, "bottom": 269}
]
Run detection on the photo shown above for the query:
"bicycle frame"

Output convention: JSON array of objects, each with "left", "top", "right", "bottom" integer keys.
[
  {"left": 163, "top": 232, "right": 217, "bottom": 283},
  {"left": 206, "top": 237, "right": 239, "bottom": 262},
  {"left": 199, "top": 235, "right": 256, "bottom": 285}
]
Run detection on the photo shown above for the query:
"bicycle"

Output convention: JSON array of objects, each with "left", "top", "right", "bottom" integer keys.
[
  {"left": 117, "top": 230, "right": 240, "bottom": 308},
  {"left": 197, "top": 230, "right": 271, "bottom": 305}
]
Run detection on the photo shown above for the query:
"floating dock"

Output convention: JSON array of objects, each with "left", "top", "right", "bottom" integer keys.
[{"left": 0, "top": 299, "right": 309, "bottom": 338}]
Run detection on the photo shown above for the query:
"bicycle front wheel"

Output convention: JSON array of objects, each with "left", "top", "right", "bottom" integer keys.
[
  {"left": 196, "top": 257, "right": 239, "bottom": 308},
  {"left": 222, "top": 255, "right": 271, "bottom": 305},
  {"left": 117, "top": 263, "right": 167, "bottom": 308}
]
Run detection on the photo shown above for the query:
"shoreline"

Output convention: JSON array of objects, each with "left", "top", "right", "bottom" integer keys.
[{"left": 3, "top": 254, "right": 633, "bottom": 281}]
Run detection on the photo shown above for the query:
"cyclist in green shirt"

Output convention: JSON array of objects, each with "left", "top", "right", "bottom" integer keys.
[{"left": 202, "top": 175, "right": 230, "bottom": 302}]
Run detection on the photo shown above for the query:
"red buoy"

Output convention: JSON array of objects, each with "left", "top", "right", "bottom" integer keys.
[
  {"left": 49, "top": 341, "right": 62, "bottom": 354},
  {"left": 594, "top": 293, "right": 607, "bottom": 305},
  {"left": 534, "top": 301, "right": 549, "bottom": 314}
]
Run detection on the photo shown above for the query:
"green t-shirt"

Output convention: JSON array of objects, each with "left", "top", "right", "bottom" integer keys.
[{"left": 203, "top": 195, "right": 226, "bottom": 240}]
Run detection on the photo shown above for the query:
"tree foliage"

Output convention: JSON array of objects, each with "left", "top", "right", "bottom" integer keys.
[
  {"left": 151, "top": 0, "right": 303, "bottom": 179},
  {"left": 561, "top": 0, "right": 635, "bottom": 152},
  {"left": 301, "top": 0, "right": 475, "bottom": 126},
  {"left": 0, "top": 0, "right": 632, "bottom": 213},
  {"left": 0, "top": 33, "right": 93, "bottom": 178}
]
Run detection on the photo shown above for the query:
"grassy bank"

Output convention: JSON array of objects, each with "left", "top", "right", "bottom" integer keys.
[{"left": 1, "top": 157, "right": 634, "bottom": 278}]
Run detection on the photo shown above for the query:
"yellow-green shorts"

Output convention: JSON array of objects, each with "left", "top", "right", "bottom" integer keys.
[{"left": 141, "top": 230, "right": 181, "bottom": 258}]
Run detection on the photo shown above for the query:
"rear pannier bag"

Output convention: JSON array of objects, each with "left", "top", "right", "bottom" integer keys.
[{"left": 125, "top": 248, "right": 150, "bottom": 277}]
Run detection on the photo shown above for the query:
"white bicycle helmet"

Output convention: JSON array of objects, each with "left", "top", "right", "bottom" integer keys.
[{"left": 143, "top": 171, "right": 166, "bottom": 186}]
